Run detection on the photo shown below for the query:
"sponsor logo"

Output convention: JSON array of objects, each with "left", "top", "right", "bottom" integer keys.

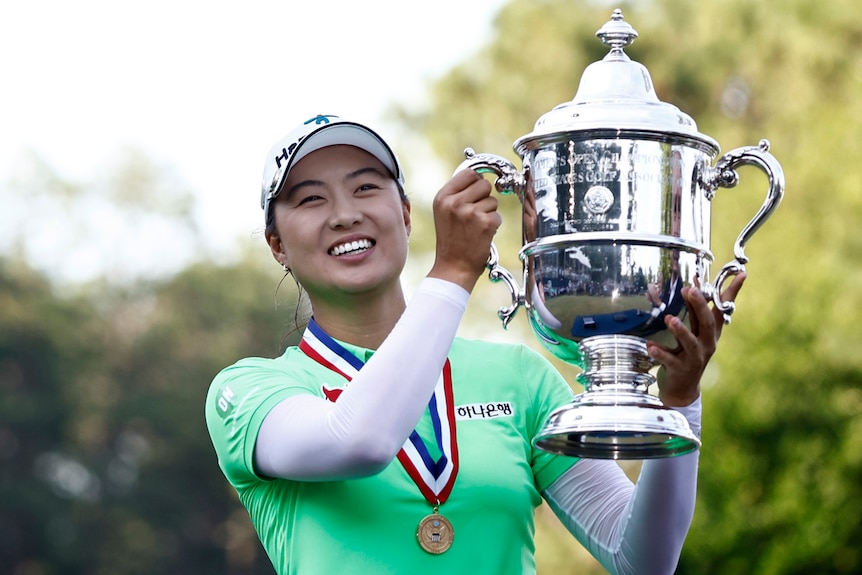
[
  {"left": 273, "top": 115, "right": 338, "bottom": 169},
  {"left": 455, "top": 402, "right": 514, "bottom": 420},
  {"left": 215, "top": 385, "right": 236, "bottom": 419}
]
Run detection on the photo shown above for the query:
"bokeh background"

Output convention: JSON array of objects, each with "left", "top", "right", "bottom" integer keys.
[{"left": 2, "top": 0, "right": 860, "bottom": 573}]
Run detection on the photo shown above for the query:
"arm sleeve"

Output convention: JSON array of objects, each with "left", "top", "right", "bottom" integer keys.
[
  {"left": 254, "top": 277, "right": 469, "bottom": 481},
  {"left": 542, "top": 397, "right": 702, "bottom": 575}
]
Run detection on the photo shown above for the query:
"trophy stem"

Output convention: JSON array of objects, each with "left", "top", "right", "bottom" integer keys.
[
  {"left": 534, "top": 335, "right": 701, "bottom": 459},
  {"left": 578, "top": 335, "right": 655, "bottom": 393}
]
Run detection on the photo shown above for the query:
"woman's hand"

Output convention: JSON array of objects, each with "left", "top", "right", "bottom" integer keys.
[
  {"left": 647, "top": 273, "right": 746, "bottom": 407},
  {"left": 428, "top": 169, "right": 502, "bottom": 292}
]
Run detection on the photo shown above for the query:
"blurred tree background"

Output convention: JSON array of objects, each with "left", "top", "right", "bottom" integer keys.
[{"left": 2, "top": 0, "right": 860, "bottom": 574}]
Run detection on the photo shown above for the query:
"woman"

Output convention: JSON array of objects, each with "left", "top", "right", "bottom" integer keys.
[{"left": 205, "top": 114, "right": 744, "bottom": 575}]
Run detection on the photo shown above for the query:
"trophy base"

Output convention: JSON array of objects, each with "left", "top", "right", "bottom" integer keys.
[
  {"left": 534, "top": 390, "right": 700, "bottom": 459},
  {"left": 534, "top": 335, "right": 700, "bottom": 460}
]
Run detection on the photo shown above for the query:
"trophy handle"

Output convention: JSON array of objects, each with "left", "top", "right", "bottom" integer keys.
[
  {"left": 486, "top": 243, "right": 524, "bottom": 327},
  {"left": 702, "top": 139, "right": 785, "bottom": 323},
  {"left": 454, "top": 149, "right": 527, "bottom": 327},
  {"left": 454, "top": 148, "right": 527, "bottom": 197}
]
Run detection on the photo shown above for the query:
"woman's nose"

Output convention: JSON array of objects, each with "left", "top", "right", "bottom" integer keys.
[{"left": 328, "top": 195, "right": 363, "bottom": 229}]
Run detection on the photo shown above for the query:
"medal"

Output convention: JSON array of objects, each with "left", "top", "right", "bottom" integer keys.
[
  {"left": 300, "top": 318, "right": 460, "bottom": 554},
  {"left": 417, "top": 507, "right": 454, "bottom": 554}
]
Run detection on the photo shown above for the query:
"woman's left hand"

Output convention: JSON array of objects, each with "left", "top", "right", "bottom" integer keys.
[{"left": 646, "top": 273, "right": 746, "bottom": 407}]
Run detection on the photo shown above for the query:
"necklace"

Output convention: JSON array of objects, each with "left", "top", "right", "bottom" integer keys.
[{"left": 299, "top": 318, "right": 460, "bottom": 554}]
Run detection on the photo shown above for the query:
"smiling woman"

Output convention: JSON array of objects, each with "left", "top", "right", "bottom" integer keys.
[
  {"left": 204, "top": 113, "right": 743, "bottom": 575},
  {"left": 267, "top": 144, "right": 413, "bottom": 319}
]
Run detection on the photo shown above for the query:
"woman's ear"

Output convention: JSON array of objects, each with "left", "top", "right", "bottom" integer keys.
[
  {"left": 265, "top": 231, "right": 289, "bottom": 269},
  {"left": 402, "top": 200, "right": 412, "bottom": 236}
]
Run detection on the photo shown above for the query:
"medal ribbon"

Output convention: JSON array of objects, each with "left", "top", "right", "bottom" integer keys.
[{"left": 299, "top": 318, "right": 459, "bottom": 506}]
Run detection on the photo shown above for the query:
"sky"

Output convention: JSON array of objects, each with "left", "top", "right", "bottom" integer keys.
[{"left": 0, "top": 0, "right": 508, "bottom": 282}]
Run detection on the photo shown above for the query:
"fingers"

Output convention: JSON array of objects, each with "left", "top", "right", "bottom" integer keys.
[
  {"left": 646, "top": 322, "right": 683, "bottom": 364},
  {"left": 649, "top": 273, "right": 746, "bottom": 407},
  {"left": 655, "top": 273, "right": 743, "bottom": 361},
  {"left": 649, "top": 298, "right": 709, "bottom": 407},
  {"left": 711, "top": 272, "right": 747, "bottom": 336},
  {"left": 687, "top": 289, "right": 718, "bottom": 358},
  {"left": 429, "top": 170, "right": 502, "bottom": 291},
  {"left": 442, "top": 168, "right": 493, "bottom": 204},
  {"left": 718, "top": 272, "right": 747, "bottom": 309},
  {"left": 647, "top": 315, "right": 704, "bottom": 407},
  {"left": 650, "top": 288, "right": 713, "bottom": 364},
  {"left": 435, "top": 170, "right": 499, "bottom": 225}
]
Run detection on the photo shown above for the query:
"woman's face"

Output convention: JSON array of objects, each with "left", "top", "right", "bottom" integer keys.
[{"left": 268, "top": 145, "right": 411, "bottom": 303}]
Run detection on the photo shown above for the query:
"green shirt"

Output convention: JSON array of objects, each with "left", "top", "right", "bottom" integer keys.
[{"left": 206, "top": 337, "right": 578, "bottom": 574}]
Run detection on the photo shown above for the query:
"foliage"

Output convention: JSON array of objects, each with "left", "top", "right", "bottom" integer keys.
[
  {"left": 0, "top": 252, "right": 290, "bottom": 574},
  {"left": 408, "top": 0, "right": 862, "bottom": 572}
]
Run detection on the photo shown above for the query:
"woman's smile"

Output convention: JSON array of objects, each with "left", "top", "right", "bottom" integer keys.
[{"left": 329, "top": 238, "right": 375, "bottom": 257}]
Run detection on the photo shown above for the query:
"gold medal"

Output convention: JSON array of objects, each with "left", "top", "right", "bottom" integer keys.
[{"left": 416, "top": 509, "right": 454, "bottom": 554}]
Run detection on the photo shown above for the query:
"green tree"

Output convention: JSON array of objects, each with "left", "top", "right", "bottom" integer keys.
[
  {"left": 405, "top": 0, "right": 862, "bottom": 573},
  {"left": 0, "top": 250, "right": 296, "bottom": 574},
  {"left": 0, "top": 150, "right": 292, "bottom": 573}
]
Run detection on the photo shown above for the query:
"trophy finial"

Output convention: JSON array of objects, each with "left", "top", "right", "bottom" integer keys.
[{"left": 596, "top": 9, "right": 638, "bottom": 52}]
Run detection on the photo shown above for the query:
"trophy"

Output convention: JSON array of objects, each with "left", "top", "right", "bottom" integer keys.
[{"left": 456, "top": 9, "right": 784, "bottom": 459}]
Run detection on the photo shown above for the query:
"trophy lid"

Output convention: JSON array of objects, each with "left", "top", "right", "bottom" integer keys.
[{"left": 514, "top": 9, "right": 718, "bottom": 154}]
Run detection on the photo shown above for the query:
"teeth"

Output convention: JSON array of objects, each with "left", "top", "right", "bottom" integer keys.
[{"left": 331, "top": 239, "right": 373, "bottom": 256}]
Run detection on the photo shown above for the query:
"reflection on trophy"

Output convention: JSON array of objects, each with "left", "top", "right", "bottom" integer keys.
[{"left": 457, "top": 10, "right": 784, "bottom": 459}]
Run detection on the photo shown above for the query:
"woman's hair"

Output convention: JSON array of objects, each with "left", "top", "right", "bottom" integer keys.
[{"left": 276, "top": 270, "right": 312, "bottom": 349}]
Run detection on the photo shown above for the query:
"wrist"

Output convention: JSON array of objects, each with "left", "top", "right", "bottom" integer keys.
[
  {"left": 659, "top": 389, "right": 700, "bottom": 408},
  {"left": 427, "top": 263, "right": 481, "bottom": 293},
  {"left": 416, "top": 277, "right": 470, "bottom": 310}
]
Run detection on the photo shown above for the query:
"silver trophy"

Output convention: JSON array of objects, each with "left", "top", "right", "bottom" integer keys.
[{"left": 457, "top": 9, "right": 784, "bottom": 459}]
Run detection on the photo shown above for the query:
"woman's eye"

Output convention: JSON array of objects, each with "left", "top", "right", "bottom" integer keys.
[
  {"left": 297, "top": 195, "right": 323, "bottom": 205},
  {"left": 356, "top": 183, "right": 379, "bottom": 193}
]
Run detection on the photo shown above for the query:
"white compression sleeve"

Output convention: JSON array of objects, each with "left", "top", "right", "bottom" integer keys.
[
  {"left": 254, "top": 277, "right": 469, "bottom": 481},
  {"left": 543, "top": 398, "right": 702, "bottom": 575}
]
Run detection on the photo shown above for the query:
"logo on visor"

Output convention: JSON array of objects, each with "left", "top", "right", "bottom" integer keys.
[
  {"left": 273, "top": 115, "right": 339, "bottom": 170},
  {"left": 305, "top": 114, "right": 336, "bottom": 126}
]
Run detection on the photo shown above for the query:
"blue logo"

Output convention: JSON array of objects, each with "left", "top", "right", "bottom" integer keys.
[{"left": 304, "top": 114, "right": 337, "bottom": 126}]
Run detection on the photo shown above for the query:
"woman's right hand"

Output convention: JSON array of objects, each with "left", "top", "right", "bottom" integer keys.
[{"left": 428, "top": 169, "right": 502, "bottom": 292}]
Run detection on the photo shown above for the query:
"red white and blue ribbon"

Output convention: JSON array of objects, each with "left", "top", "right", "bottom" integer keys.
[{"left": 299, "top": 318, "right": 459, "bottom": 505}]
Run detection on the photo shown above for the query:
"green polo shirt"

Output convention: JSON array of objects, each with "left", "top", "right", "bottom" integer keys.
[{"left": 206, "top": 337, "right": 578, "bottom": 575}]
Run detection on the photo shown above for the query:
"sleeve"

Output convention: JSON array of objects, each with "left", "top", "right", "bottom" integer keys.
[
  {"left": 205, "top": 356, "right": 313, "bottom": 489},
  {"left": 252, "top": 277, "right": 471, "bottom": 481},
  {"left": 542, "top": 397, "right": 702, "bottom": 575}
]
